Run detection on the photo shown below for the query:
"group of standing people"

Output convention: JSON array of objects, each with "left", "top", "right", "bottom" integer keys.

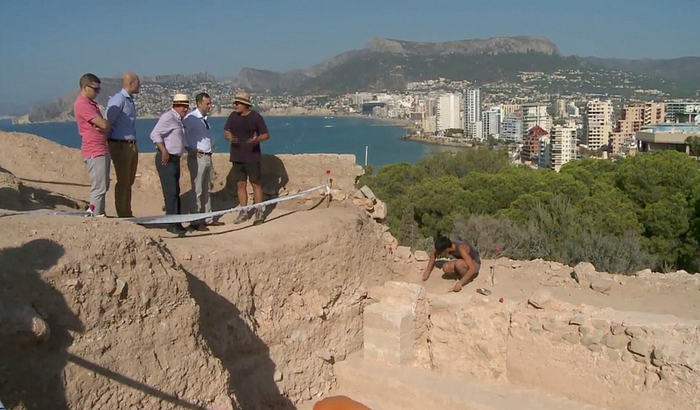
[{"left": 73, "top": 72, "right": 270, "bottom": 236}]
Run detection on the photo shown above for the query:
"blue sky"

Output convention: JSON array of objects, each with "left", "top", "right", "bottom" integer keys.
[{"left": 1, "top": 0, "right": 699, "bottom": 106}]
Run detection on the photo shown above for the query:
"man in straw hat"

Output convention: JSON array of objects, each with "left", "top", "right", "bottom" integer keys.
[
  {"left": 224, "top": 91, "right": 270, "bottom": 225},
  {"left": 150, "top": 93, "right": 190, "bottom": 236}
]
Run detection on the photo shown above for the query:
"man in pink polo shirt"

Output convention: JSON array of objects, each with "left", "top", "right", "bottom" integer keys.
[{"left": 73, "top": 73, "right": 111, "bottom": 216}]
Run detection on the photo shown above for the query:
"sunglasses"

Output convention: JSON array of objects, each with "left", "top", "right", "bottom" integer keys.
[{"left": 86, "top": 85, "right": 101, "bottom": 92}]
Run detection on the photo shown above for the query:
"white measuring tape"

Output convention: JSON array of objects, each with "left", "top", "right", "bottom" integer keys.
[{"left": 0, "top": 184, "right": 330, "bottom": 226}]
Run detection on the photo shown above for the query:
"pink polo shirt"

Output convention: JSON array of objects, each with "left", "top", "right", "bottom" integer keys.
[{"left": 74, "top": 94, "right": 109, "bottom": 159}]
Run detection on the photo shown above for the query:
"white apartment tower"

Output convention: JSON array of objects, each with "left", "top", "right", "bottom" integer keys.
[
  {"left": 550, "top": 125, "right": 578, "bottom": 172},
  {"left": 482, "top": 106, "right": 501, "bottom": 138},
  {"left": 584, "top": 99, "right": 613, "bottom": 150},
  {"left": 436, "top": 93, "right": 462, "bottom": 132},
  {"left": 464, "top": 87, "right": 482, "bottom": 138},
  {"left": 522, "top": 103, "right": 552, "bottom": 133}
]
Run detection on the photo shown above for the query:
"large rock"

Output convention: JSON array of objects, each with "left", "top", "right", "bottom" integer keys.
[
  {"left": 382, "top": 231, "right": 398, "bottom": 250},
  {"left": 528, "top": 290, "right": 552, "bottom": 309},
  {"left": 371, "top": 200, "right": 387, "bottom": 220},
  {"left": 414, "top": 250, "right": 430, "bottom": 262},
  {"left": 359, "top": 185, "right": 377, "bottom": 203},
  {"left": 352, "top": 198, "right": 373, "bottom": 209},
  {"left": 394, "top": 246, "right": 413, "bottom": 261},
  {"left": 590, "top": 277, "right": 614, "bottom": 294},
  {"left": 572, "top": 262, "right": 597, "bottom": 285}
]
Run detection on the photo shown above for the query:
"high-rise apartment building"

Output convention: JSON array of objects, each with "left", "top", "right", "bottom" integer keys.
[
  {"left": 501, "top": 113, "right": 523, "bottom": 143},
  {"left": 665, "top": 102, "right": 700, "bottom": 123},
  {"left": 550, "top": 125, "right": 578, "bottom": 171},
  {"left": 566, "top": 102, "right": 580, "bottom": 118},
  {"left": 522, "top": 103, "right": 551, "bottom": 133},
  {"left": 555, "top": 99, "right": 567, "bottom": 118},
  {"left": 482, "top": 106, "right": 501, "bottom": 138},
  {"left": 436, "top": 93, "right": 462, "bottom": 132},
  {"left": 464, "top": 87, "right": 481, "bottom": 138},
  {"left": 644, "top": 102, "right": 665, "bottom": 125},
  {"left": 584, "top": 99, "right": 613, "bottom": 150},
  {"left": 499, "top": 103, "right": 521, "bottom": 119},
  {"left": 611, "top": 104, "right": 645, "bottom": 155}
]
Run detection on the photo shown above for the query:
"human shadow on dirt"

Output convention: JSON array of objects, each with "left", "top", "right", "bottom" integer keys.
[
  {"left": 0, "top": 239, "right": 80, "bottom": 410},
  {"left": 184, "top": 269, "right": 295, "bottom": 410},
  {"left": 0, "top": 185, "right": 85, "bottom": 211},
  {"left": 207, "top": 154, "right": 290, "bottom": 220}
]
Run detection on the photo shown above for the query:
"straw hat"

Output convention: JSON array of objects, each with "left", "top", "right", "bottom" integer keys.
[
  {"left": 233, "top": 91, "right": 253, "bottom": 106},
  {"left": 172, "top": 93, "right": 190, "bottom": 105}
]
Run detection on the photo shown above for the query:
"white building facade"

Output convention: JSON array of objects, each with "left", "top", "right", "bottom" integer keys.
[{"left": 436, "top": 93, "right": 463, "bottom": 132}]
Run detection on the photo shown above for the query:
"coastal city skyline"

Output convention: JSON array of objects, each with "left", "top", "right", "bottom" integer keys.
[{"left": 2, "top": 0, "right": 699, "bottom": 107}]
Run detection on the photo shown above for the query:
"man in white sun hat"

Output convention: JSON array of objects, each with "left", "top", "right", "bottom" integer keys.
[{"left": 150, "top": 93, "right": 190, "bottom": 236}]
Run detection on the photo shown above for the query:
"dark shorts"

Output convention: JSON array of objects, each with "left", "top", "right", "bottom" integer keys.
[{"left": 232, "top": 160, "right": 261, "bottom": 183}]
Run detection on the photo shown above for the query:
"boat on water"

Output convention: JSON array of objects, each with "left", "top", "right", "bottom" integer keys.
[{"left": 324, "top": 125, "right": 333, "bottom": 128}]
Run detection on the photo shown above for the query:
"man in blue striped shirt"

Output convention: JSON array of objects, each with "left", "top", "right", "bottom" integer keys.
[{"left": 106, "top": 72, "right": 140, "bottom": 217}]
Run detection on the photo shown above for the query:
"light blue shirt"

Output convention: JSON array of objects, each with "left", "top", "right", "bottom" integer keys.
[
  {"left": 106, "top": 89, "right": 137, "bottom": 141},
  {"left": 183, "top": 108, "right": 212, "bottom": 153}
]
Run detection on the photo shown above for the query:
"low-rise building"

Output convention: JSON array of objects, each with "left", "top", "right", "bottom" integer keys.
[{"left": 635, "top": 124, "right": 699, "bottom": 154}]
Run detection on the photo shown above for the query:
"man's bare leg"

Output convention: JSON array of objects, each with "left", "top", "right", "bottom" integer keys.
[
  {"left": 251, "top": 181, "right": 265, "bottom": 224},
  {"left": 237, "top": 180, "right": 248, "bottom": 206},
  {"left": 252, "top": 181, "right": 263, "bottom": 204},
  {"left": 454, "top": 259, "right": 477, "bottom": 284},
  {"left": 442, "top": 261, "right": 459, "bottom": 279},
  {"left": 234, "top": 180, "right": 251, "bottom": 224}
]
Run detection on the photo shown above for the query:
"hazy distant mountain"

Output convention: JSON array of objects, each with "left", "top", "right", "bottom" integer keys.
[
  {"left": 16, "top": 72, "right": 216, "bottom": 124},
  {"left": 580, "top": 56, "right": 700, "bottom": 90},
  {"left": 231, "top": 36, "right": 700, "bottom": 95},
  {"left": 232, "top": 36, "right": 564, "bottom": 93}
]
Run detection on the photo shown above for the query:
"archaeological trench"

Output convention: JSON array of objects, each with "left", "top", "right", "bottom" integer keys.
[{"left": 0, "top": 143, "right": 698, "bottom": 410}]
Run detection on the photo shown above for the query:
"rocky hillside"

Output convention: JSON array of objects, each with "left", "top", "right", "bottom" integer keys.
[
  {"left": 232, "top": 36, "right": 700, "bottom": 94},
  {"left": 232, "top": 36, "right": 564, "bottom": 93}
]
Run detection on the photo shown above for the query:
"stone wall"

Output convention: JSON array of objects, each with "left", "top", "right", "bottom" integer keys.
[
  {"left": 366, "top": 282, "right": 700, "bottom": 410},
  {"left": 207, "top": 153, "right": 363, "bottom": 199}
]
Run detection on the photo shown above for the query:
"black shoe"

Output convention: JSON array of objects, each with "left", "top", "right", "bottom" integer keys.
[{"left": 167, "top": 224, "right": 187, "bottom": 236}]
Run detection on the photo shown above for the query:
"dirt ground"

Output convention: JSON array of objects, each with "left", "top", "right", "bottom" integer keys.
[
  {"left": 1, "top": 131, "right": 699, "bottom": 410},
  {"left": 394, "top": 257, "right": 700, "bottom": 320}
]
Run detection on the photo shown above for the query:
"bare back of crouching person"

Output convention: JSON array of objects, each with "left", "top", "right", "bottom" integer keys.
[
  {"left": 313, "top": 395, "right": 372, "bottom": 410},
  {"left": 421, "top": 235, "right": 481, "bottom": 292}
]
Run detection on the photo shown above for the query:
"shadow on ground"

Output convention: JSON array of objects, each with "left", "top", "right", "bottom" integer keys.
[{"left": 185, "top": 269, "right": 295, "bottom": 410}]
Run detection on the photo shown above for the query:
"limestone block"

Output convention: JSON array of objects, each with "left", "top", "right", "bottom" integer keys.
[
  {"left": 364, "top": 303, "right": 413, "bottom": 335},
  {"left": 363, "top": 303, "right": 414, "bottom": 365}
]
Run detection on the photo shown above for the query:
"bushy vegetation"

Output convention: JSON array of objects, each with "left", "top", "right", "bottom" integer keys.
[{"left": 359, "top": 149, "right": 700, "bottom": 274}]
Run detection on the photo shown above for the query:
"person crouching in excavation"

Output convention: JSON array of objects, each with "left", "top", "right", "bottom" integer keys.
[
  {"left": 313, "top": 395, "right": 372, "bottom": 410},
  {"left": 421, "top": 235, "right": 481, "bottom": 292}
]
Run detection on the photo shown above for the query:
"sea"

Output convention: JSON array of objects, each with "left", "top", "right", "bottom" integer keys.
[{"left": 0, "top": 116, "right": 455, "bottom": 169}]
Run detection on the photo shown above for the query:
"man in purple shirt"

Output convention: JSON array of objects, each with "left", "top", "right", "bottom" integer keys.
[
  {"left": 224, "top": 91, "right": 270, "bottom": 225},
  {"left": 150, "top": 94, "right": 189, "bottom": 236}
]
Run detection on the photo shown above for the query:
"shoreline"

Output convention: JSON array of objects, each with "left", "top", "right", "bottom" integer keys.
[
  {"left": 402, "top": 134, "right": 475, "bottom": 148},
  {"left": 8, "top": 111, "right": 418, "bottom": 131}
]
